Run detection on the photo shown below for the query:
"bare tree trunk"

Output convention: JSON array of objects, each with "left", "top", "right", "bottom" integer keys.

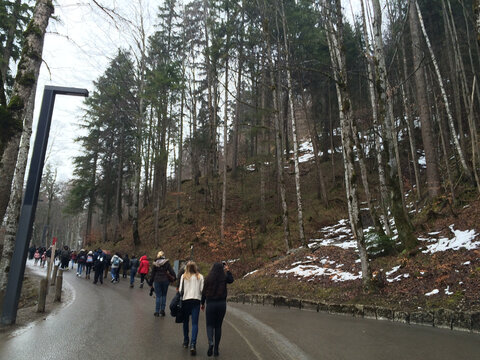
[
  {"left": 132, "top": 6, "right": 147, "bottom": 246},
  {"left": 300, "top": 89, "right": 328, "bottom": 205},
  {"left": 323, "top": 0, "right": 371, "bottom": 287},
  {"left": 409, "top": 0, "right": 441, "bottom": 198},
  {"left": 232, "top": 2, "right": 244, "bottom": 179},
  {"left": 474, "top": 0, "right": 480, "bottom": 46},
  {"left": 280, "top": 0, "right": 305, "bottom": 246},
  {"left": 360, "top": 0, "right": 391, "bottom": 235},
  {"left": 372, "top": 0, "right": 416, "bottom": 250},
  {"left": 0, "top": 89, "right": 35, "bottom": 290},
  {"left": 221, "top": 9, "right": 230, "bottom": 243},
  {"left": 415, "top": 0, "right": 471, "bottom": 179},
  {"left": 260, "top": 0, "right": 290, "bottom": 251},
  {"left": 0, "top": 0, "right": 54, "bottom": 223}
]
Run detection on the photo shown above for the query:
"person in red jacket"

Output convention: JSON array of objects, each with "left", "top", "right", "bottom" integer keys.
[{"left": 138, "top": 255, "right": 150, "bottom": 288}]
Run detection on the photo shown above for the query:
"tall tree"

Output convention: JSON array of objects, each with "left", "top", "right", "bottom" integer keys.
[
  {"left": 0, "top": 0, "right": 53, "bottom": 223},
  {"left": 322, "top": 0, "right": 371, "bottom": 287}
]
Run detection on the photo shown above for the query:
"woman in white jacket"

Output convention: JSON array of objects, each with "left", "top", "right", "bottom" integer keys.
[{"left": 179, "top": 261, "right": 204, "bottom": 356}]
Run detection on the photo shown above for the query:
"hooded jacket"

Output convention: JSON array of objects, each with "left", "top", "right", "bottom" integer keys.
[
  {"left": 150, "top": 258, "right": 176, "bottom": 283},
  {"left": 138, "top": 256, "right": 150, "bottom": 274}
]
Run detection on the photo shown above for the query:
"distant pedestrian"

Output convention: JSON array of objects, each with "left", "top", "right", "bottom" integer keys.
[
  {"left": 85, "top": 250, "right": 94, "bottom": 279},
  {"left": 150, "top": 251, "right": 176, "bottom": 317},
  {"left": 28, "top": 245, "right": 36, "bottom": 260},
  {"left": 34, "top": 249, "right": 40, "bottom": 266},
  {"left": 110, "top": 253, "right": 123, "bottom": 283},
  {"left": 77, "top": 249, "right": 87, "bottom": 277},
  {"left": 129, "top": 255, "right": 139, "bottom": 288},
  {"left": 70, "top": 251, "right": 77, "bottom": 269},
  {"left": 138, "top": 255, "right": 150, "bottom": 288},
  {"left": 201, "top": 262, "right": 234, "bottom": 357},
  {"left": 104, "top": 252, "right": 112, "bottom": 280},
  {"left": 40, "top": 251, "right": 46, "bottom": 267},
  {"left": 60, "top": 246, "right": 70, "bottom": 270},
  {"left": 122, "top": 254, "right": 130, "bottom": 278},
  {"left": 179, "top": 261, "right": 204, "bottom": 356},
  {"left": 93, "top": 249, "right": 106, "bottom": 284}
]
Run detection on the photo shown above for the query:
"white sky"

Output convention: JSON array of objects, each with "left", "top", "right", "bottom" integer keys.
[
  {"left": 31, "top": 0, "right": 156, "bottom": 182},
  {"left": 28, "top": 0, "right": 364, "bottom": 183}
]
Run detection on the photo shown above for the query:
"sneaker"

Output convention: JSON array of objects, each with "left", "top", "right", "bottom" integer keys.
[
  {"left": 160, "top": 310, "right": 165, "bottom": 317},
  {"left": 140, "top": 283, "right": 144, "bottom": 288},
  {"left": 130, "top": 284, "right": 134, "bottom": 288},
  {"left": 207, "top": 345, "right": 213, "bottom": 357},
  {"left": 190, "top": 345, "right": 196, "bottom": 356},
  {"left": 111, "top": 279, "right": 114, "bottom": 283},
  {"left": 183, "top": 341, "right": 189, "bottom": 349},
  {"left": 154, "top": 312, "right": 159, "bottom": 317}
]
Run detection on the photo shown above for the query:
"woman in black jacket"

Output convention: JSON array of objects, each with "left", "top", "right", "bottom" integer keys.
[
  {"left": 201, "top": 262, "right": 234, "bottom": 357},
  {"left": 150, "top": 251, "right": 176, "bottom": 317}
]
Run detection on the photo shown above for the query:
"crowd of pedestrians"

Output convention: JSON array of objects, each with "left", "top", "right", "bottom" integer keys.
[{"left": 28, "top": 244, "right": 234, "bottom": 357}]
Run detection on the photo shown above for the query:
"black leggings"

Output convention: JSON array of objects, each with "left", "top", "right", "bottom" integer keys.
[{"left": 205, "top": 300, "right": 227, "bottom": 350}]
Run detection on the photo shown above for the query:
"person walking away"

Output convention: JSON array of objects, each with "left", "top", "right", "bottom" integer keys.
[
  {"left": 138, "top": 255, "right": 150, "bottom": 288},
  {"left": 104, "top": 252, "right": 112, "bottom": 280},
  {"left": 34, "top": 249, "right": 40, "bottom": 265},
  {"left": 201, "top": 262, "right": 234, "bottom": 357},
  {"left": 110, "top": 253, "right": 123, "bottom": 283},
  {"left": 28, "top": 245, "right": 36, "bottom": 260},
  {"left": 85, "top": 251, "right": 94, "bottom": 279},
  {"left": 122, "top": 254, "right": 130, "bottom": 278},
  {"left": 179, "top": 261, "right": 204, "bottom": 356},
  {"left": 40, "top": 250, "right": 46, "bottom": 267},
  {"left": 60, "top": 246, "right": 70, "bottom": 270},
  {"left": 70, "top": 251, "right": 77, "bottom": 269},
  {"left": 93, "top": 249, "right": 106, "bottom": 284},
  {"left": 150, "top": 251, "right": 176, "bottom": 317},
  {"left": 129, "top": 255, "right": 139, "bottom": 288},
  {"left": 77, "top": 249, "right": 87, "bottom": 277}
]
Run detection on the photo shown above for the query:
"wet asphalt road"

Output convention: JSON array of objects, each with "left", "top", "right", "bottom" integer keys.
[{"left": 0, "top": 262, "right": 479, "bottom": 360}]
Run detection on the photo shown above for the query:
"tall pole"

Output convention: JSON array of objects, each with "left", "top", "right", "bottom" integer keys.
[{"left": 1, "top": 86, "right": 88, "bottom": 325}]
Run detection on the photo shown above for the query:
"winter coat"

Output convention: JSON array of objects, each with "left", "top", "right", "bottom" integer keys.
[
  {"left": 77, "top": 251, "right": 87, "bottom": 264},
  {"left": 130, "top": 258, "right": 139, "bottom": 270},
  {"left": 111, "top": 254, "right": 123, "bottom": 268},
  {"left": 138, "top": 256, "right": 150, "bottom": 274},
  {"left": 150, "top": 258, "right": 176, "bottom": 283},
  {"left": 201, "top": 271, "right": 234, "bottom": 305},
  {"left": 94, "top": 251, "right": 106, "bottom": 270},
  {"left": 122, "top": 255, "right": 130, "bottom": 270},
  {"left": 180, "top": 273, "right": 204, "bottom": 301}
]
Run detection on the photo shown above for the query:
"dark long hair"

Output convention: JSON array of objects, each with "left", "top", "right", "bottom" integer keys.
[{"left": 204, "top": 263, "right": 226, "bottom": 298}]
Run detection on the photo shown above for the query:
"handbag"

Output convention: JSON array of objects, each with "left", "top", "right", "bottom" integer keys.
[{"left": 169, "top": 278, "right": 184, "bottom": 323}]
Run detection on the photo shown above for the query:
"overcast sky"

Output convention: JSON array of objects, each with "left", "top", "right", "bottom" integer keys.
[
  {"left": 31, "top": 0, "right": 364, "bottom": 183},
  {"left": 31, "top": 0, "right": 155, "bottom": 182}
]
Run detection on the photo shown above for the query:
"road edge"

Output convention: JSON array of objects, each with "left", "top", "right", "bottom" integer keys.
[{"left": 228, "top": 293, "right": 480, "bottom": 334}]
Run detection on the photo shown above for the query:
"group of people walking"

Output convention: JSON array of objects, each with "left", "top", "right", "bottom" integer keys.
[
  {"left": 30, "top": 244, "right": 234, "bottom": 357},
  {"left": 147, "top": 251, "right": 234, "bottom": 357}
]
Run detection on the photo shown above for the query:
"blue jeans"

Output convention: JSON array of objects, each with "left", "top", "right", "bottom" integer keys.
[
  {"left": 182, "top": 300, "right": 200, "bottom": 346},
  {"left": 130, "top": 269, "right": 137, "bottom": 284},
  {"left": 77, "top": 263, "right": 84, "bottom": 275},
  {"left": 111, "top": 267, "right": 119, "bottom": 280},
  {"left": 154, "top": 281, "right": 169, "bottom": 313}
]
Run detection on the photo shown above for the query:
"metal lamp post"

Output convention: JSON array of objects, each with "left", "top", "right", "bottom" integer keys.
[{"left": 1, "top": 86, "right": 88, "bottom": 325}]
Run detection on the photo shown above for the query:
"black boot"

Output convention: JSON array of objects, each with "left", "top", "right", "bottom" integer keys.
[{"left": 207, "top": 345, "right": 213, "bottom": 357}]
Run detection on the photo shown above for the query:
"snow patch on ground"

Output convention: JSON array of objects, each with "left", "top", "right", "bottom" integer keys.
[
  {"left": 243, "top": 269, "right": 258, "bottom": 278},
  {"left": 425, "top": 289, "right": 439, "bottom": 296},
  {"left": 421, "top": 225, "right": 479, "bottom": 254}
]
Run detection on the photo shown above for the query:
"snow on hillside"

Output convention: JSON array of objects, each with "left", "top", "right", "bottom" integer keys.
[{"left": 272, "top": 218, "right": 480, "bottom": 287}]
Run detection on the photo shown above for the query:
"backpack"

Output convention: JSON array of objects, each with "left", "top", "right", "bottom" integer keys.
[
  {"left": 113, "top": 257, "right": 120, "bottom": 266},
  {"left": 86, "top": 255, "right": 93, "bottom": 263}
]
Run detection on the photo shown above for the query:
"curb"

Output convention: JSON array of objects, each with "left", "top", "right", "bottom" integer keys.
[{"left": 228, "top": 293, "right": 480, "bottom": 333}]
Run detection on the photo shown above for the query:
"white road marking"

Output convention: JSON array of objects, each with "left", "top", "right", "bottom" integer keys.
[{"left": 228, "top": 306, "right": 311, "bottom": 360}]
